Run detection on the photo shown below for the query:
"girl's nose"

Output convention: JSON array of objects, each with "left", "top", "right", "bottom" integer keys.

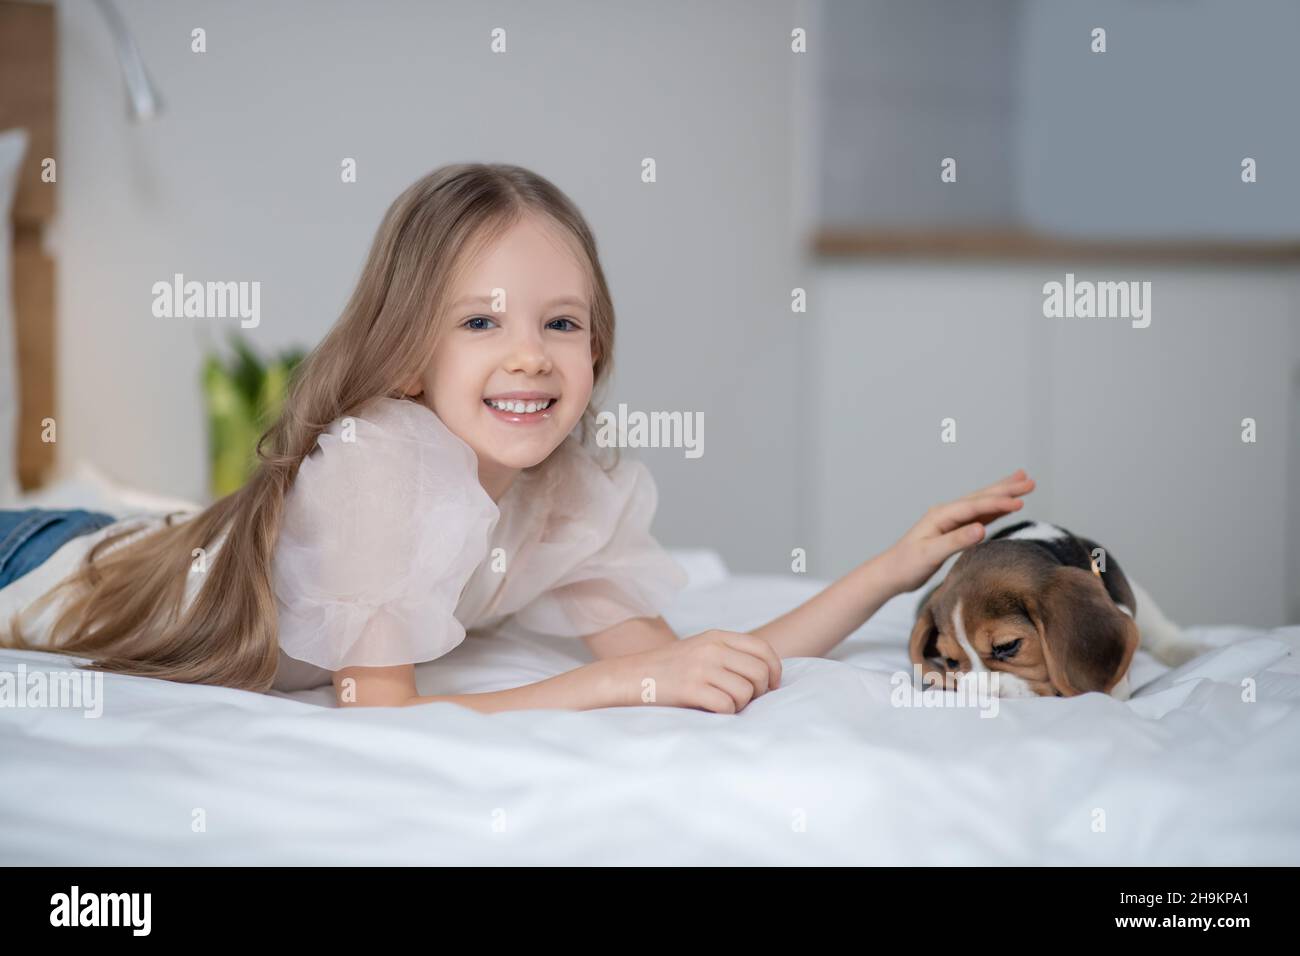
[{"left": 504, "top": 328, "right": 551, "bottom": 374}]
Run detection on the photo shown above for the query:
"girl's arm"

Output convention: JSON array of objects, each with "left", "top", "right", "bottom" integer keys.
[
  {"left": 572, "top": 472, "right": 1035, "bottom": 663},
  {"left": 752, "top": 471, "right": 1036, "bottom": 660},
  {"left": 346, "top": 615, "right": 681, "bottom": 709},
  {"left": 335, "top": 623, "right": 782, "bottom": 714},
  {"left": 581, "top": 615, "right": 678, "bottom": 659},
  {"left": 334, "top": 661, "right": 625, "bottom": 712},
  {"left": 750, "top": 551, "right": 904, "bottom": 660}
]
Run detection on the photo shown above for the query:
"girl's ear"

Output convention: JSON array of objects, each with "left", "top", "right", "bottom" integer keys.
[{"left": 400, "top": 373, "right": 424, "bottom": 398}]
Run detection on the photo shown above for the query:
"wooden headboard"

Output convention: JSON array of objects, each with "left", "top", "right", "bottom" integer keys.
[{"left": 0, "top": 0, "right": 57, "bottom": 491}]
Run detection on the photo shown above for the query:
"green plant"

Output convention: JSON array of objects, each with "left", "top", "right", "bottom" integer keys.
[{"left": 202, "top": 335, "right": 305, "bottom": 498}]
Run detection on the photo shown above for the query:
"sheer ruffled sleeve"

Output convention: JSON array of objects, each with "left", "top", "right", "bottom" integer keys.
[
  {"left": 272, "top": 398, "right": 499, "bottom": 671},
  {"left": 508, "top": 448, "right": 689, "bottom": 638}
]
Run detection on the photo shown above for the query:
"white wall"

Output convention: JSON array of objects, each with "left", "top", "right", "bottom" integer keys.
[{"left": 1017, "top": 0, "right": 1300, "bottom": 239}]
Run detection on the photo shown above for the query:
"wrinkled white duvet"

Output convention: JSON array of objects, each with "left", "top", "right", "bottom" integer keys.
[{"left": 1, "top": 548, "right": 1297, "bottom": 865}]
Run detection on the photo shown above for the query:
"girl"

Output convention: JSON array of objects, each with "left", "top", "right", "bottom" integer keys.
[{"left": 0, "top": 163, "right": 1034, "bottom": 713}]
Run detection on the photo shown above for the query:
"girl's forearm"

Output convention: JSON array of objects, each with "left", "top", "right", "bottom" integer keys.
[
  {"left": 751, "top": 553, "right": 902, "bottom": 659},
  {"left": 402, "top": 555, "right": 905, "bottom": 711},
  {"left": 403, "top": 658, "right": 626, "bottom": 713}
]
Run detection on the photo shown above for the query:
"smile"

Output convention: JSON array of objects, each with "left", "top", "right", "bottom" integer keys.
[
  {"left": 482, "top": 396, "right": 558, "bottom": 423},
  {"left": 484, "top": 398, "right": 555, "bottom": 413}
]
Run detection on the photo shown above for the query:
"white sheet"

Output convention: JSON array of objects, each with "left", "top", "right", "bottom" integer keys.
[{"left": 2, "top": 543, "right": 1297, "bottom": 865}]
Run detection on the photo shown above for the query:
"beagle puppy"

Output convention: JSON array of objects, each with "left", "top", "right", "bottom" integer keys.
[{"left": 908, "top": 520, "right": 1180, "bottom": 700}]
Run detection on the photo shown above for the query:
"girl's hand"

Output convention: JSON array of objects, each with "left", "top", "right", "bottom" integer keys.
[
  {"left": 882, "top": 469, "right": 1036, "bottom": 593},
  {"left": 606, "top": 629, "right": 783, "bottom": 714}
]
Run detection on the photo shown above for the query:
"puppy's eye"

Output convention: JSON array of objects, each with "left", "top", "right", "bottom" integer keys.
[
  {"left": 944, "top": 657, "right": 961, "bottom": 669},
  {"left": 991, "top": 639, "right": 1023, "bottom": 661}
]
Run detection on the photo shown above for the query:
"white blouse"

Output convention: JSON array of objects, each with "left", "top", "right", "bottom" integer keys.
[{"left": 1, "top": 397, "right": 689, "bottom": 692}]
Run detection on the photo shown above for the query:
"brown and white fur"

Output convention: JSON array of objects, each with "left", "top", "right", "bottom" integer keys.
[{"left": 908, "top": 520, "right": 1193, "bottom": 699}]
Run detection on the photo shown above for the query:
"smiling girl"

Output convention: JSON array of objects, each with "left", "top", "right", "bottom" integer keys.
[{"left": 0, "top": 163, "right": 1033, "bottom": 713}]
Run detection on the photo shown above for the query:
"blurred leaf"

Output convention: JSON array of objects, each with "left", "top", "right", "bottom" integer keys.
[
  {"left": 203, "top": 336, "right": 308, "bottom": 497},
  {"left": 229, "top": 332, "right": 266, "bottom": 406}
]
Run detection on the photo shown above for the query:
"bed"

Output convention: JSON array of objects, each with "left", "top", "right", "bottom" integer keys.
[{"left": 2, "top": 474, "right": 1298, "bottom": 865}]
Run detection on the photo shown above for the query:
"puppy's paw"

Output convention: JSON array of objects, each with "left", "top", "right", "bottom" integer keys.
[{"left": 1149, "top": 640, "right": 1204, "bottom": 668}]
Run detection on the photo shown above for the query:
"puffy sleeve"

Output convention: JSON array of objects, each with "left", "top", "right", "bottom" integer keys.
[
  {"left": 272, "top": 398, "right": 499, "bottom": 671},
  {"left": 508, "top": 449, "right": 689, "bottom": 638}
]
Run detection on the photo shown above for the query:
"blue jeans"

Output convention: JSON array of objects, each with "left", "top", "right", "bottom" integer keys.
[{"left": 0, "top": 508, "right": 118, "bottom": 590}]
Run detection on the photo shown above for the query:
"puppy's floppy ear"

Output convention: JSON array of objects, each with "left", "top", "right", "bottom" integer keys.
[
  {"left": 908, "top": 584, "right": 946, "bottom": 687},
  {"left": 1024, "top": 565, "right": 1139, "bottom": 696}
]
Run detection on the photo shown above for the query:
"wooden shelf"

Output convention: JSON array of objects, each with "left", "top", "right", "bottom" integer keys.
[{"left": 812, "top": 229, "right": 1300, "bottom": 264}]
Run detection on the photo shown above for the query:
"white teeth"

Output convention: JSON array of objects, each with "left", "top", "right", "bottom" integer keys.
[{"left": 486, "top": 398, "right": 553, "bottom": 413}]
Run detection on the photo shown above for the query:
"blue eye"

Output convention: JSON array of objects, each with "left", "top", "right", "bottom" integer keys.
[{"left": 463, "top": 315, "right": 580, "bottom": 331}]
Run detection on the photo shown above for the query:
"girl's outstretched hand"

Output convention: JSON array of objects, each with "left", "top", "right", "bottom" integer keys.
[
  {"left": 882, "top": 469, "right": 1036, "bottom": 593},
  {"left": 607, "top": 629, "right": 783, "bottom": 714}
]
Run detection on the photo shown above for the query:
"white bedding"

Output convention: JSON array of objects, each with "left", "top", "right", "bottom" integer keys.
[{"left": 2, "top": 535, "right": 1298, "bottom": 865}]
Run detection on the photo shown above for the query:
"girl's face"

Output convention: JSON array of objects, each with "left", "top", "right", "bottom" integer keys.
[{"left": 407, "top": 215, "right": 597, "bottom": 500}]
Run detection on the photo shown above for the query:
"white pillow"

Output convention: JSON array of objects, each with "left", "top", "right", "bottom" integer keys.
[
  {"left": 15, "top": 461, "right": 204, "bottom": 517},
  {"left": 0, "top": 128, "right": 30, "bottom": 505}
]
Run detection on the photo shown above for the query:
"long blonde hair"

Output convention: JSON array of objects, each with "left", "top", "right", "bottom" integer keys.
[{"left": 2, "top": 163, "right": 618, "bottom": 690}]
